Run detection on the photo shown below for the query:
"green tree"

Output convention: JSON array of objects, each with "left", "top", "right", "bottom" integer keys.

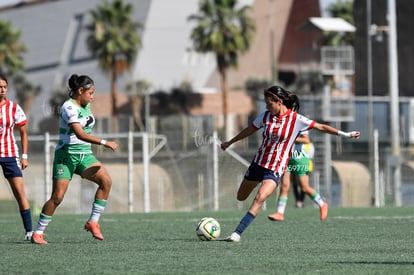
[
  {"left": 86, "top": 0, "right": 142, "bottom": 131},
  {"left": 321, "top": 0, "right": 354, "bottom": 46},
  {"left": 188, "top": 0, "right": 255, "bottom": 135},
  {"left": 12, "top": 74, "right": 41, "bottom": 120},
  {"left": 0, "top": 20, "right": 26, "bottom": 75}
]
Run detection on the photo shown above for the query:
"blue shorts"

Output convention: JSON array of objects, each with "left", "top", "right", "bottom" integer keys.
[
  {"left": 244, "top": 162, "right": 281, "bottom": 185},
  {"left": 0, "top": 158, "right": 23, "bottom": 178}
]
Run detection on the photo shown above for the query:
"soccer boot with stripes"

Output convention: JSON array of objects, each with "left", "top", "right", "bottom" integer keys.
[
  {"left": 225, "top": 232, "right": 241, "bottom": 242},
  {"left": 24, "top": 231, "right": 33, "bottom": 241}
]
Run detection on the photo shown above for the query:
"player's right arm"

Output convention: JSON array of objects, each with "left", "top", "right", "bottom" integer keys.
[{"left": 221, "top": 125, "right": 258, "bottom": 151}]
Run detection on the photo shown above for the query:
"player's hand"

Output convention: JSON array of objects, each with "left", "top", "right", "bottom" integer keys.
[
  {"left": 20, "top": 158, "right": 28, "bottom": 170},
  {"left": 350, "top": 131, "right": 360, "bottom": 139},
  {"left": 221, "top": 141, "right": 231, "bottom": 151},
  {"left": 105, "top": 140, "right": 118, "bottom": 151}
]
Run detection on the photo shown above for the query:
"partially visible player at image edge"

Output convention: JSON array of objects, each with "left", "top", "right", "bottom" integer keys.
[
  {"left": 31, "top": 74, "right": 118, "bottom": 245},
  {"left": 220, "top": 85, "right": 360, "bottom": 242},
  {"left": 0, "top": 74, "right": 33, "bottom": 241}
]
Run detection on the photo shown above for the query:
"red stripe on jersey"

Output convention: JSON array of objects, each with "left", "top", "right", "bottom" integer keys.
[
  {"left": 272, "top": 111, "right": 297, "bottom": 174},
  {"left": 252, "top": 110, "right": 313, "bottom": 176},
  {"left": 0, "top": 100, "right": 20, "bottom": 157}
]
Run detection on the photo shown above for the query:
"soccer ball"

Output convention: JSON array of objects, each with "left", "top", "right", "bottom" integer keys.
[{"left": 196, "top": 217, "right": 221, "bottom": 241}]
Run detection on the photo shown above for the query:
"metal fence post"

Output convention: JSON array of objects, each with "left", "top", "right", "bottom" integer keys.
[
  {"left": 128, "top": 131, "right": 134, "bottom": 213},
  {"left": 44, "top": 132, "right": 51, "bottom": 202},
  {"left": 143, "top": 132, "right": 150, "bottom": 212}
]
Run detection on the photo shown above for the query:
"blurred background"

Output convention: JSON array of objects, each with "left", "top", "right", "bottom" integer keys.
[{"left": 0, "top": 0, "right": 413, "bottom": 214}]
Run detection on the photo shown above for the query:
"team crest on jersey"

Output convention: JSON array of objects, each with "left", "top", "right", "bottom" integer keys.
[
  {"left": 57, "top": 166, "right": 64, "bottom": 175},
  {"left": 271, "top": 134, "right": 279, "bottom": 142}
]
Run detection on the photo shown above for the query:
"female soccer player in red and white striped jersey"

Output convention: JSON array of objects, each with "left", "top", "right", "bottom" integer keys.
[
  {"left": 0, "top": 74, "right": 33, "bottom": 240},
  {"left": 221, "top": 85, "right": 360, "bottom": 242}
]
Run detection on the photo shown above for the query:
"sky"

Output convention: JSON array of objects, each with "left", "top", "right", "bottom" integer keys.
[{"left": 0, "top": 0, "right": 19, "bottom": 6}]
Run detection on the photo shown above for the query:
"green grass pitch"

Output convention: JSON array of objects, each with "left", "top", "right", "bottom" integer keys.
[{"left": 1, "top": 207, "right": 413, "bottom": 274}]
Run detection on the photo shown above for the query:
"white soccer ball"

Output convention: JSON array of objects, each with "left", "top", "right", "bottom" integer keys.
[{"left": 196, "top": 217, "right": 221, "bottom": 241}]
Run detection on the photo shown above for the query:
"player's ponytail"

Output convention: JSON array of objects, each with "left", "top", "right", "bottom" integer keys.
[
  {"left": 287, "top": 93, "right": 300, "bottom": 112},
  {"left": 68, "top": 74, "right": 94, "bottom": 98},
  {"left": 264, "top": 85, "right": 300, "bottom": 112}
]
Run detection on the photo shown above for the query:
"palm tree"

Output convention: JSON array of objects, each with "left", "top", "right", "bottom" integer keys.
[
  {"left": 86, "top": 0, "right": 142, "bottom": 132},
  {"left": 321, "top": 0, "right": 354, "bottom": 46},
  {"left": 0, "top": 20, "right": 26, "bottom": 75},
  {"left": 188, "top": 0, "right": 255, "bottom": 135}
]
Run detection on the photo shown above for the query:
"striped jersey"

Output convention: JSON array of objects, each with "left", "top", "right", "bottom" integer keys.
[
  {"left": 0, "top": 99, "right": 27, "bottom": 158},
  {"left": 56, "top": 98, "right": 95, "bottom": 154},
  {"left": 252, "top": 109, "right": 315, "bottom": 175}
]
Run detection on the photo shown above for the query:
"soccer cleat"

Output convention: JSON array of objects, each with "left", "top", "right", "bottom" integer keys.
[
  {"left": 24, "top": 231, "right": 33, "bottom": 241},
  {"left": 225, "top": 232, "right": 241, "bottom": 242},
  {"left": 84, "top": 221, "right": 103, "bottom": 240},
  {"left": 320, "top": 203, "right": 328, "bottom": 221},
  {"left": 268, "top": 212, "right": 284, "bottom": 221},
  {"left": 31, "top": 232, "right": 48, "bottom": 245}
]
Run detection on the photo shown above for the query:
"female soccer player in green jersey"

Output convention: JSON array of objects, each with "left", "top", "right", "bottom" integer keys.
[
  {"left": 32, "top": 74, "right": 117, "bottom": 244},
  {"left": 268, "top": 131, "right": 327, "bottom": 221}
]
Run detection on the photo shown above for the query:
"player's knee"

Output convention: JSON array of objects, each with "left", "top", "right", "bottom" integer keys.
[
  {"left": 51, "top": 196, "right": 64, "bottom": 206},
  {"left": 100, "top": 174, "right": 112, "bottom": 190},
  {"left": 254, "top": 192, "right": 267, "bottom": 204}
]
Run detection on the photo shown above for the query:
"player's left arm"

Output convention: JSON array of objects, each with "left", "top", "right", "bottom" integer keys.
[
  {"left": 70, "top": 122, "right": 118, "bottom": 151},
  {"left": 312, "top": 122, "right": 360, "bottom": 139},
  {"left": 18, "top": 124, "right": 29, "bottom": 170}
]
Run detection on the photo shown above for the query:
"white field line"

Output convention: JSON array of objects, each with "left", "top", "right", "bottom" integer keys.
[{"left": 333, "top": 215, "right": 414, "bottom": 220}]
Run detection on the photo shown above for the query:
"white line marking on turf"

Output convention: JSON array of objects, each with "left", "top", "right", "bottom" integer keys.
[{"left": 334, "top": 215, "right": 414, "bottom": 220}]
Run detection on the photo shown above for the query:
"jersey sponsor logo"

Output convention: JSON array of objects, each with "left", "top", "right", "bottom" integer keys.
[{"left": 85, "top": 116, "right": 94, "bottom": 127}]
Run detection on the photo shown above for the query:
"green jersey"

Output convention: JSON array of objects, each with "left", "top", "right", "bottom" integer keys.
[{"left": 56, "top": 98, "right": 95, "bottom": 154}]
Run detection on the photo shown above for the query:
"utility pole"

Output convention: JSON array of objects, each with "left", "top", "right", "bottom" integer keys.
[
  {"left": 269, "top": 0, "right": 276, "bottom": 83},
  {"left": 366, "top": 0, "right": 375, "bottom": 206},
  {"left": 388, "top": 0, "right": 401, "bottom": 206}
]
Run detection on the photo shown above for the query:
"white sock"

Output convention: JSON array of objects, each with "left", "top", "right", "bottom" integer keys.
[
  {"left": 311, "top": 192, "right": 324, "bottom": 207},
  {"left": 277, "top": 197, "right": 288, "bottom": 214},
  {"left": 35, "top": 213, "right": 52, "bottom": 234},
  {"left": 89, "top": 200, "right": 106, "bottom": 222}
]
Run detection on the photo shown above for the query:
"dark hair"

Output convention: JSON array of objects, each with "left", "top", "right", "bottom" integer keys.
[
  {"left": 264, "top": 85, "right": 300, "bottom": 112},
  {"left": 0, "top": 74, "right": 8, "bottom": 84},
  {"left": 68, "top": 74, "right": 94, "bottom": 97}
]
